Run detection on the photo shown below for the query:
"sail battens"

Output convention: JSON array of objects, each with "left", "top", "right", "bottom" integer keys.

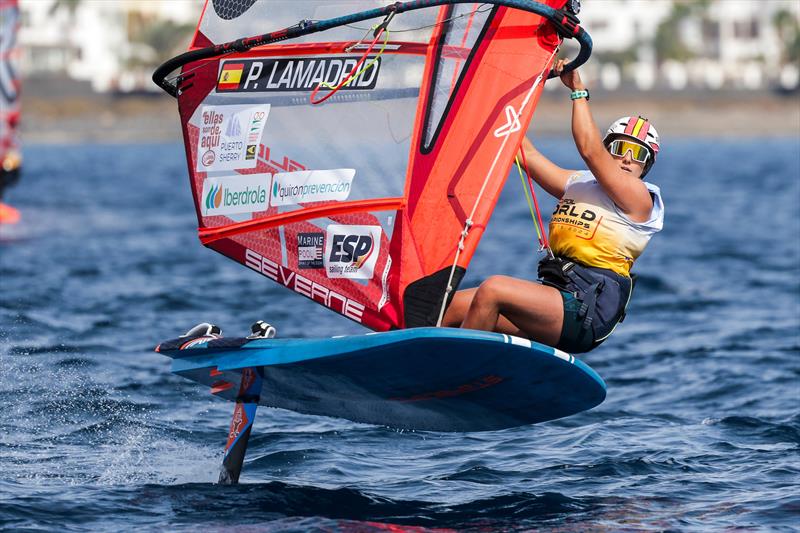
[{"left": 199, "top": 197, "right": 405, "bottom": 244}]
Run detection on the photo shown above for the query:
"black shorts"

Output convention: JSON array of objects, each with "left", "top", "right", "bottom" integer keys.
[{"left": 539, "top": 258, "right": 632, "bottom": 354}]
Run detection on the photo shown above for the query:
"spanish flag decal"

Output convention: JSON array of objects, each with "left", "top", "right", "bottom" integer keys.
[{"left": 217, "top": 63, "right": 244, "bottom": 91}]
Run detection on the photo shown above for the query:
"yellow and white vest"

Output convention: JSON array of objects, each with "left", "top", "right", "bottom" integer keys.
[{"left": 549, "top": 171, "right": 664, "bottom": 277}]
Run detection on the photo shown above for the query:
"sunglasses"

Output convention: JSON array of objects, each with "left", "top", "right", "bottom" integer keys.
[{"left": 608, "top": 140, "right": 650, "bottom": 164}]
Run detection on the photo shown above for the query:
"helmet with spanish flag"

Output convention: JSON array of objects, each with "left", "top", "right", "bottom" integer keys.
[{"left": 603, "top": 116, "right": 660, "bottom": 177}]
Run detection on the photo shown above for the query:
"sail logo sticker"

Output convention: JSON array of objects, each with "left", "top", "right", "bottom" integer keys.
[
  {"left": 493, "top": 105, "right": 521, "bottom": 138},
  {"left": 200, "top": 174, "right": 270, "bottom": 217},
  {"left": 217, "top": 62, "right": 244, "bottom": 90},
  {"left": 194, "top": 104, "right": 270, "bottom": 172},
  {"left": 324, "top": 225, "right": 381, "bottom": 279},
  {"left": 216, "top": 57, "right": 381, "bottom": 93},
  {"left": 245, "top": 248, "right": 366, "bottom": 322},
  {"left": 297, "top": 232, "right": 324, "bottom": 269},
  {"left": 226, "top": 116, "right": 242, "bottom": 137},
  {"left": 270, "top": 169, "right": 355, "bottom": 206},
  {"left": 245, "top": 110, "right": 266, "bottom": 160}
]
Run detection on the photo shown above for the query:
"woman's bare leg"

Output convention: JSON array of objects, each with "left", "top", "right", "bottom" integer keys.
[
  {"left": 445, "top": 276, "right": 564, "bottom": 346},
  {"left": 441, "top": 288, "right": 477, "bottom": 328},
  {"left": 443, "top": 286, "right": 537, "bottom": 334}
]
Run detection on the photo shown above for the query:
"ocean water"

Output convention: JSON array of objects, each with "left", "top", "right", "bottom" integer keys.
[{"left": 0, "top": 138, "right": 798, "bottom": 531}]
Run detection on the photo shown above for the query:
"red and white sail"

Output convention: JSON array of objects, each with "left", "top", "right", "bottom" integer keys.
[
  {"left": 0, "top": 0, "right": 21, "bottom": 191},
  {"left": 175, "top": 0, "right": 564, "bottom": 330}
]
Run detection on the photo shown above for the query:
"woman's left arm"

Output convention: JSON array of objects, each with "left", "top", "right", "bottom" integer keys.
[{"left": 558, "top": 62, "right": 654, "bottom": 223}]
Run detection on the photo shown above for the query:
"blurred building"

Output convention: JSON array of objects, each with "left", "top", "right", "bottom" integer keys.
[
  {"left": 15, "top": 0, "right": 800, "bottom": 93},
  {"left": 18, "top": 0, "right": 202, "bottom": 92},
  {"left": 564, "top": 0, "right": 800, "bottom": 91}
]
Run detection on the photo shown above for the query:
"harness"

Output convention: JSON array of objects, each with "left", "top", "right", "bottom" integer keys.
[
  {"left": 538, "top": 255, "right": 634, "bottom": 345},
  {"left": 513, "top": 150, "right": 639, "bottom": 349}
]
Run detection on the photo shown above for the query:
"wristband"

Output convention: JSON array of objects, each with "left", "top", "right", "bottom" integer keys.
[{"left": 570, "top": 89, "right": 590, "bottom": 101}]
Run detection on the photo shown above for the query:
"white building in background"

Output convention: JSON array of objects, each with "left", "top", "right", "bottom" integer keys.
[
  {"left": 15, "top": 0, "right": 800, "bottom": 92},
  {"left": 18, "top": 0, "right": 203, "bottom": 92},
  {"left": 557, "top": 0, "right": 799, "bottom": 91},
  {"left": 679, "top": 0, "right": 799, "bottom": 90},
  {"left": 579, "top": 0, "right": 674, "bottom": 54},
  {"left": 575, "top": 0, "right": 673, "bottom": 90}
]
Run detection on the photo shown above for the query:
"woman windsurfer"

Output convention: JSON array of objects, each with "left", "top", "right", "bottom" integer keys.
[{"left": 442, "top": 60, "right": 664, "bottom": 353}]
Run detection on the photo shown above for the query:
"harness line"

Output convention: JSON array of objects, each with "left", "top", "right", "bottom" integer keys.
[
  {"left": 310, "top": 25, "right": 390, "bottom": 105},
  {"left": 515, "top": 156, "right": 543, "bottom": 245},
  {"left": 517, "top": 143, "right": 553, "bottom": 255}
]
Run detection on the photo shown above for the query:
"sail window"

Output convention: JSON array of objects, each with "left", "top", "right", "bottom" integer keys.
[{"left": 422, "top": 4, "right": 494, "bottom": 151}]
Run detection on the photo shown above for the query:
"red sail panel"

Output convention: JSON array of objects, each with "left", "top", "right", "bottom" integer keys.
[
  {"left": 400, "top": 5, "right": 561, "bottom": 326},
  {"left": 174, "top": 1, "right": 563, "bottom": 330}
]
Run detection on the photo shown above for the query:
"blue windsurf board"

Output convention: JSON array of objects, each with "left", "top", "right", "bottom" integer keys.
[{"left": 156, "top": 327, "right": 605, "bottom": 432}]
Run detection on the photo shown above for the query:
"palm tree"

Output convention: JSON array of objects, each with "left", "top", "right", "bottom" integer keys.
[
  {"left": 653, "top": 0, "right": 711, "bottom": 65},
  {"left": 130, "top": 19, "right": 195, "bottom": 68},
  {"left": 48, "top": 0, "right": 82, "bottom": 72},
  {"left": 773, "top": 9, "right": 800, "bottom": 65},
  {"left": 49, "top": 0, "right": 81, "bottom": 17}
]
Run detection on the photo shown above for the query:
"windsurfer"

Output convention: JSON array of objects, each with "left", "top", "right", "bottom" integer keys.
[
  {"left": 0, "top": 0, "right": 21, "bottom": 207},
  {"left": 443, "top": 60, "right": 664, "bottom": 353}
]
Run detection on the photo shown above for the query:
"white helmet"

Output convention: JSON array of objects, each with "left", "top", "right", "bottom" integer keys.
[{"left": 603, "top": 116, "right": 660, "bottom": 176}]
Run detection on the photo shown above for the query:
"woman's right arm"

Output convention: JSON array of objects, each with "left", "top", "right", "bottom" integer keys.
[{"left": 519, "top": 137, "right": 577, "bottom": 199}]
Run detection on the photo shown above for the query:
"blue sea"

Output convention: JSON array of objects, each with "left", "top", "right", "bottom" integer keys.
[{"left": 1, "top": 138, "right": 798, "bottom": 531}]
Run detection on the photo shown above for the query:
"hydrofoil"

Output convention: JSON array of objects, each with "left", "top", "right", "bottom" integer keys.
[{"left": 156, "top": 323, "right": 606, "bottom": 483}]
